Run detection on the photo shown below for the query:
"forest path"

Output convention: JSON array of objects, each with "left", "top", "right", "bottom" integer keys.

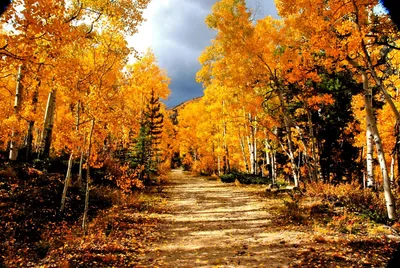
[{"left": 139, "top": 169, "right": 306, "bottom": 267}]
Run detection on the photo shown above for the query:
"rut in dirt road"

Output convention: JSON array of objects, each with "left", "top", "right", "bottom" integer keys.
[{"left": 141, "top": 169, "right": 303, "bottom": 267}]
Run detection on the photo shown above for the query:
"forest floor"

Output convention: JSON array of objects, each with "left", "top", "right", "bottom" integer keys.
[
  {"left": 137, "top": 169, "right": 400, "bottom": 267},
  {"left": 2, "top": 166, "right": 400, "bottom": 267}
]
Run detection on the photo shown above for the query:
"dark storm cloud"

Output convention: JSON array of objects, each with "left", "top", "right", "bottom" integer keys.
[{"left": 134, "top": 0, "right": 278, "bottom": 107}]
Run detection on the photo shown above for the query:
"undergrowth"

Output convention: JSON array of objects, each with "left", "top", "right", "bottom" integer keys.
[{"left": 0, "top": 163, "right": 164, "bottom": 267}]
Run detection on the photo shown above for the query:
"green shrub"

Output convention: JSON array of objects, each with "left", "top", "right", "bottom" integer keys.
[
  {"left": 219, "top": 172, "right": 272, "bottom": 184},
  {"left": 237, "top": 174, "right": 271, "bottom": 185},
  {"left": 219, "top": 173, "right": 236, "bottom": 183}
]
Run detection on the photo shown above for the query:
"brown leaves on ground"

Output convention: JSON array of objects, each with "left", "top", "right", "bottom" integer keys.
[
  {"left": 0, "top": 163, "right": 166, "bottom": 267},
  {"left": 40, "top": 202, "right": 164, "bottom": 267},
  {"left": 290, "top": 236, "right": 400, "bottom": 267}
]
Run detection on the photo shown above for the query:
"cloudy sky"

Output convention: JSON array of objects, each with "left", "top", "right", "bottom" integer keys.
[{"left": 129, "top": 0, "right": 278, "bottom": 108}]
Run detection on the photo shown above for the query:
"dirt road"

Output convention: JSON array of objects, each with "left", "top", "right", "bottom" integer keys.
[{"left": 140, "top": 170, "right": 305, "bottom": 267}]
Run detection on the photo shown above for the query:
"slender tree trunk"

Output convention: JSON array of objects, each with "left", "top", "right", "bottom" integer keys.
[
  {"left": 285, "top": 117, "right": 299, "bottom": 187},
  {"left": 78, "top": 134, "right": 86, "bottom": 184},
  {"left": 366, "top": 110, "right": 375, "bottom": 188},
  {"left": 39, "top": 90, "right": 56, "bottom": 159},
  {"left": 253, "top": 116, "right": 257, "bottom": 175},
  {"left": 396, "top": 133, "right": 400, "bottom": 186},
  {"left": 265, "top": 138, "right": 277, "bottom": 184},
  {"left": 9, "top": 65, "right": 24, "bottom": 161},
  {"left": 390, "top": 154, "right": 395, "bottom": 186},
  {"left": 60, "top": 153, "right": 73, "bottom": 213},
  {"left": 247, "top": 135, "right": 254, "bottom": 174},
  {"left": 217, "top": 154, "right": 221, "bottom": 176},
  {"left": 82, "top": 119, "right": 95, "bottom": 234},
  {"left": 362, "top": 72, "right": 395, "bottom": 219},
  {"left": 296, "top": 126, "right": 314, "bottom": 181},
  {"left": 272, "top": 151, "right": 277, "bottom": 184},
  {"left": 25, "top": 75, "right": 40, "bottom": 161},
  {"left": 265, "top": 139, "right": 271, "bottom": 179},
  {"left": 25, "top": 122, "right": 34, "bottom": 161},
  {"left": 247, "top": 113, "right": 258, "bottom": 175},
  {"left": 265, "top": 139, "right": 274, "bottom": 184},
  {"left": 223, "top": 122, "right": 230, "bottom": 173},
  {"left": 238, "top": 128, "right": 249, "bottom": 173}
]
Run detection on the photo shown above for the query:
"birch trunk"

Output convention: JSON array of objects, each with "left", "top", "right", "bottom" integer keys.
[
  {"left": 223, "top": 122, "right": 230, "bottom": 173},
  {"left": 247, "top": 135, "right": 254, "bottom": 174},
  {"left": 9, "top": 65, "right": 24, "bottom": 161},
  {"left": 238, "top": 128, "right": 249, "bottom": 173},
  {"left": 217, "top": 155, "right": 221, "bottom": 176},
  {"left": 285, "top": 118, "right": 299, "bottom": 187},
  {"left": 296, "top": 126, "right": 314, "bottom": 181},
  {"left": 362, "top": 72, "right": 395, "bottom": 219},
  {"left": 366, "top": 108, "right": 375, "bottom": 188},
  {"left": 78, "top": 134, "right": 86, "bottom": 183},
  {"left": 82, "top": 119, "right": 95, "bottom": 234},
  {"left": 253, "top": 116, "right": 257, "bottom": 175},
  {"left": 39, "top": 90, "right": 56, "bottom": 158},
  {"left": 390, "top": 155, "right": 395, "bottom": 186},
  {"left": 265, "top": 139, "right": 271, "bottom": 179},
  {"left": 265, "top": 138, "right": 277, "bottom": 184},
  {"left": 60, "top": 153, "right": 73, "bottom": 213},
  {"left": 25, "top": 74, "right": 41, "bottom": 161},
  {"left": 272, "top": 151, "right": 277, "bottom": 184}
]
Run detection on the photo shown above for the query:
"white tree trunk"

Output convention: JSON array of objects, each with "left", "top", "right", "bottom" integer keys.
[
  {"left": 390, "top": 155, "right": 395, "bottom": 186},
  {"left": 9, "top": 65, "right": 24, "bottom": 161},
  {"left": 238, "top": 128, "right": 249, "bottom": 173},
  {"left": 78, "top": 134, "right": 86, "bottom": 184},
  {"left": 284, "top": 117, "right": 299, "bottom": 187},
  {"left": 60, "top": 152, "right": 73, "bottom": 213},
  {"left": 247, "top": 135, "right": 254, "bottom": 174},
  {"left": 39, "top": 90, "right": 56, "bottom": 158},
  {"left": 362, "top": 72, "right": 395, "bottom": 219},
  {"left": 253, "top": 116, "right": 257, "bottom": 175},
  {"left": 366, "top": 112, "right": 375, "bottom": 188},
  {"left": 217, "top": 154, "right": 221, "bottom": 176},
  {"left": 265, "top": 138, "right": 277, "bottom": 185}
]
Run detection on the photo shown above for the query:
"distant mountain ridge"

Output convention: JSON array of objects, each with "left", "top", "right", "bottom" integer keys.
[{"left": 168, "top": 96, "right": 203, "bottom": 111}]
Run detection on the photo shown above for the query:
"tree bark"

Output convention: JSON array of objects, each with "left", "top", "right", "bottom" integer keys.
[
  {"left": 253, "top": 116, "right": 257, "bottom": 174},
  {"left": 366, "top": 100, "right": 375, "bottom": 188},
  {"left": 238, "top": 128, "right": 249, "bottom": 173},
  {"left": 247, "top": 134, "right": 254, "bottom": 174},
  {"left": 78, "top": 134, "right": 86, "bottom": 184},
  {"left": 60, "top": 152, "right": 73, "bottom": 213},
  {"left": 265, "top": 137, "right": 277, "bottom": 185},
  {"left": 82, "top": 119, "right": 95, "bottom": 234},
  {"left": 25, "top": 72, "right": 41, "bottom": 161},
  {"left": 39, "top": 90, "right": 56, "bottom": 158},
  {"left": 9, "top": 65, "right": 24, "bottom": 161},
  {"left": 362, "top": 72, "right": 396, "bottom": 219},
  {"left": 390, "top": 154, "right": 395, "bottom": 186}
]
